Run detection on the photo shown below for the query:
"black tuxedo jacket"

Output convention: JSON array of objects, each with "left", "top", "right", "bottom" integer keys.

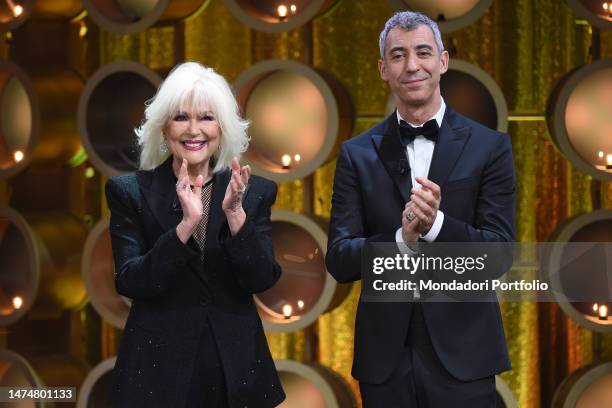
[
  {"left": 326, "top": 107, "right": 515, "bottom": 383},
  {"left": 105, "top": 158, "right": 285, "bottom": 408}
]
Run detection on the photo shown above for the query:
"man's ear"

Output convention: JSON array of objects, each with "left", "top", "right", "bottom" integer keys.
[
  {"left": 379, "top": 58, "right": 387, "bottom": 81},
  {"left": 439, "top": 50, "right": 449, "bottom": 75}
]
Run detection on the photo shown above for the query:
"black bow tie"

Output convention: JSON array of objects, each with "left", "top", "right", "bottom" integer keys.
[{"left": 398, "top": 119, "right": 439, "bottom": 146}]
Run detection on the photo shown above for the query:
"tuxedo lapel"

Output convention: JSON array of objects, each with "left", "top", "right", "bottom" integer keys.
[
  {"left": 427, "top": 107, "right": 471, "bottom": 188},
  {"left": 142, "top": 157, "right": 183, "bottom": 235},
  {"left": 372, "top": 112, "right": 413, "bottom": 204}
]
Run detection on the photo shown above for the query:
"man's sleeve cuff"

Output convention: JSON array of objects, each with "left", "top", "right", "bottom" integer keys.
[
  {"left": 420, "top": 210, "right": 444, "bottom": 242},
  {"left": 395, "top": 228, "right": 418, "bottom": 255}
]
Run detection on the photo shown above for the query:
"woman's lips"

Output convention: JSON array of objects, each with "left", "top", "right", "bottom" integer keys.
[{"left": 181, "top": 140, "right": 207, "bottom": 151}]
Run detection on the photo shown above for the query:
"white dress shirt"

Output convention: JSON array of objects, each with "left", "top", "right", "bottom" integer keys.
[{"left": 395, "top": 98, "right": 446, "bottom": 253}]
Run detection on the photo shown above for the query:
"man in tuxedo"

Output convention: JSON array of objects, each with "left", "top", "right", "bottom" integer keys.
[{"left": 325, "top": 11, "right": 515, "bottom": 408}]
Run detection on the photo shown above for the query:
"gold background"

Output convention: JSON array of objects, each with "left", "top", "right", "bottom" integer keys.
[
  {"left": 66, "top": 1, "right": 612, "bottom": 406},
  {"left": 1, "top": 0, "right": 611, "bottom": 407}
]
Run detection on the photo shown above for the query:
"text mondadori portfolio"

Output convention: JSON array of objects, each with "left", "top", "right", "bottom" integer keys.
[{"left": 372, "top": 279, "right": 548, "bottom": 291}]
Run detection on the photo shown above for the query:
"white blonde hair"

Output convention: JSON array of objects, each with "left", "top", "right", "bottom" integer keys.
[{"left": 137, "top": 62, "right": 249, "bottom": 173}]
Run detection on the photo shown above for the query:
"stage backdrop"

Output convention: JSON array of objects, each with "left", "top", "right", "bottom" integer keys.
[
  {"left": 1, "top": 1, "right": 610, "bottom": 407},
  {"left": 92, "top": 1, "right": 612, "bottom": 407}
]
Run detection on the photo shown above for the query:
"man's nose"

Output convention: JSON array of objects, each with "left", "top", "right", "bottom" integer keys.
[{"left": 405, "top": 55, "right": 419, "bottom": 72}]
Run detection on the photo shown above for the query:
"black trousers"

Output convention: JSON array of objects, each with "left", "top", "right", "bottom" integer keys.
[
  {"left": 359, "top": 304, "right": 496, "bottom": 408},
  {"left": 185, "top": 318, "right": 230, "bottom": 408}
]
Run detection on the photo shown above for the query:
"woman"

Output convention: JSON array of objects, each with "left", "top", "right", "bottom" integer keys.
[{"left": 106, "top": 62, "right": 285, "bottom": 407}]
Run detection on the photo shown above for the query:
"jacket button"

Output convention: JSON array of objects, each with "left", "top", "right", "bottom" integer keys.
[{"left": 199, "top": 299, "right": 209, "bottom": 306}]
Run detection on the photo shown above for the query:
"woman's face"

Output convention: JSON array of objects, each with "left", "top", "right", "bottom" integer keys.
[{"left": 163, "top": 104, "right": 221, "bottom": 168}]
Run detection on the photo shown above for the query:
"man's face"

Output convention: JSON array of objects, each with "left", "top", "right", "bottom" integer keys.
[{"left": 379, "top": 25, "right": 448, "bottom": 110}]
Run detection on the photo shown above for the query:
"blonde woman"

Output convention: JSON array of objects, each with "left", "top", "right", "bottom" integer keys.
[{"left": 106, "top": 62, "right": 285, "bottom": 407}]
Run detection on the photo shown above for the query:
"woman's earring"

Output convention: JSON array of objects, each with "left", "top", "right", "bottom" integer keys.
[{"left": 160, "top": 140, "right": 168, "bottom": 154}]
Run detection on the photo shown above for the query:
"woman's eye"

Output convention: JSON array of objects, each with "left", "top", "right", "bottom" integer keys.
[
  {"left": 173, "top": 114, "right": 187, "bottom": 121},
  {"left": 200, "top": 114, "right": 214, "bottom": 121}
]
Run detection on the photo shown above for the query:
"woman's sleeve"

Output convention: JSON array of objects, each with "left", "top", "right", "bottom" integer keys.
[
  {"left": 220, "top": 181, "right": 282, "bottom": 294},
  {"left": 105, "top": 177, "right": 200, "bottom": 299}
]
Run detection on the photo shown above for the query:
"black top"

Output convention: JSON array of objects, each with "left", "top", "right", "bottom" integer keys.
[{"left": 106, "top": 158, "right": 285, "bottom": 408}]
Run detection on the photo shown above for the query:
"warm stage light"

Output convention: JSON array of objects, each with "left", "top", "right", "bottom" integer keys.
[
  {"left": 599, "top": 304, "right": 609, "bottom": 321},
  {"left": 281, "top": 154, "right": 291, "bottom": 169},
  {"left": 277, "top": 5, "right": 288, "bottom": 19},
  {"left": 14, "top": 150, "right": 24, "bottom": 163},
  {"left": 282, "top": 304, "right": 292, "bottom": 319},
  {"left": 12, "top": 296, "right": 23, "bottom": 310},
  {"left": 293, "top": 154, "right": 301, "bottom": 163},
  {"left": 5, "top": 0, "right": 24, "bottom": 17}
]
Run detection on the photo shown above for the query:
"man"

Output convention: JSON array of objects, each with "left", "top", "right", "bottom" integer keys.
[{"left": 325, "top": 11, "right": 515, "bottom": 408}]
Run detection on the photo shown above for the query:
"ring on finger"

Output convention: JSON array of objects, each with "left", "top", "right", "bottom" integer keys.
[
  {"left": 405, "top": 211, "right": 415, "bottom": 221},
  {"left": 175, "top": 180, "right": 189, "bottom": 190}
]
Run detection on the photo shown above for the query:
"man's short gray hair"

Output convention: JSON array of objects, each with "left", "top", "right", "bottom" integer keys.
[{"left": 379, "top": 11, "right": 445, "bottom": 58}]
